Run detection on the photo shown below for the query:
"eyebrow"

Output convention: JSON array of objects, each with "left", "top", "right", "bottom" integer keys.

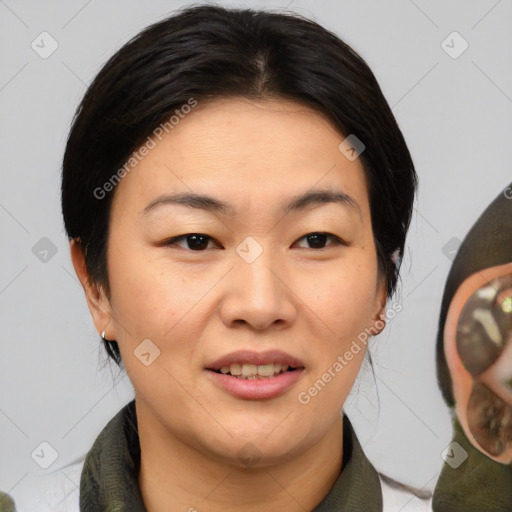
[{"left": 142, "top": 188, "right": 361, "bottom": 218}]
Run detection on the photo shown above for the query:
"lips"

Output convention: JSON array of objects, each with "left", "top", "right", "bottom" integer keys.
[
  {"left": 204, "top": 349, "right": 306, "bottom": 399},
  {"left": 205, "top": 349, "right": 305, "bottom": 371}
]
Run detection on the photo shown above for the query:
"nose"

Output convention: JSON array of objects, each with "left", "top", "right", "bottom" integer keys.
[{"left": 218, "top": 242, "right": 297, "bottom": 331}]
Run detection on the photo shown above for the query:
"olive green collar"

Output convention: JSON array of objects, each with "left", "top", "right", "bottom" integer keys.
[
  {"left": 313, "top": 413, "right": 383, "bottom": 510},
  {"left": 79, "top": 400, "right": 382, "bottom": 511}
]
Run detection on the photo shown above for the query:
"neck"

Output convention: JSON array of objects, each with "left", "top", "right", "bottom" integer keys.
[{"left": 137, "top": 403, "right": 344, "bottom": 512}]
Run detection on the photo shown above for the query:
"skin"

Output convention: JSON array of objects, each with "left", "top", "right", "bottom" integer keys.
[
  {"left": 71, "top": 97, "right": 387, "bottom": 512},
  {"left": 444, "top": 261, "right": 512, "bottom": 464}
]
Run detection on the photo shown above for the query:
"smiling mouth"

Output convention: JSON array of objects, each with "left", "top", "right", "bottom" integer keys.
[{"left": 208, "top": 363, "right": 302, "bottom": 379}]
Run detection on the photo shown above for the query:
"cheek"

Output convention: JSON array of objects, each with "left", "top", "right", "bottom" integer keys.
[
  {"left": 106, "top": 242, "right": 192, "bottom": 344},
  {"left": 304, "top": 256, "right": 378, "bottom": 342},
  {"left": 106, "top": 254, "right": 206, "bottom": 400},
  {"left": 296, "top": 255, "right": 379, "bottom": 403}
]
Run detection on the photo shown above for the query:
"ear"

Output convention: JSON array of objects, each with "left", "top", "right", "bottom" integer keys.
[
  {"left": 69, "top": 239, "right": 115, "bottom": 340},
  {"left": 369, "top": 271, "right": 388, "bottom": 335},
  {"left": 444, "top": 262, "right": 512, "bottom": 464}
]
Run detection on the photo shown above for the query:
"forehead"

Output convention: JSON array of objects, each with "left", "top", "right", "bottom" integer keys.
[{"left": 110, "top": 97, "right": 370, "bottom": 217}]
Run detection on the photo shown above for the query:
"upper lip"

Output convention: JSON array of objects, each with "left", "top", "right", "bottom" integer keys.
[{"left": 206, "top": 350, "right": 305, "bottom": 371}]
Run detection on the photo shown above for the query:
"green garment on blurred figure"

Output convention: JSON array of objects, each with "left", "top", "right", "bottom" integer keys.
[
  {"left": 432, "top": 181, "right": 512, "bottom": 512},
  {"left": 0, "top": 491, "right": 16, "bottom": 512},
  {"left": 432, "top": 417, "right": 512, "bottom": 512}
]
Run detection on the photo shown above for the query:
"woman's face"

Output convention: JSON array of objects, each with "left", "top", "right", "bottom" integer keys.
[{"left": 95, "top": 97, "right": 386, "bottom": 467}]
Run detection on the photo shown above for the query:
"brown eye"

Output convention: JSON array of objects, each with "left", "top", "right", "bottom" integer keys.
[
  {"left": 165, "top": 234, "right": 219, "bottom": 251},
  {"left": 294, "top": 232, "right": 345, "bottom": 250}
]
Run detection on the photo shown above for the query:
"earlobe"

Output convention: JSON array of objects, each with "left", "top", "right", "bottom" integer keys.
[
  {"left": 370, "top": 274, "right": 388, "bottom": 335},
  {"left": 69, "top": 239, "right": 114, "bottom": 339}
]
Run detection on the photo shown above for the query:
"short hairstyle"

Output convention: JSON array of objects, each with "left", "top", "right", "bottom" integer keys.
[{"left": 61, "top": 4, "right": 417, "bottom": 366}]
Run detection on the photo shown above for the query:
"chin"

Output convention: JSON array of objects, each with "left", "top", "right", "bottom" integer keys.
[{"left": 211, "top": 440, "right": 304, "bottom": 470}]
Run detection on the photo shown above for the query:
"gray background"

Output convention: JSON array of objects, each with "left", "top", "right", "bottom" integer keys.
[{"left": 1, "top": 0, "right": 511, "bottom": 506}]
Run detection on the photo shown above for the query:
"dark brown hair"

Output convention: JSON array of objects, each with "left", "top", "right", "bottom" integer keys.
[{"left": 61, "top": 4, "right": 417, "bottom": 366}]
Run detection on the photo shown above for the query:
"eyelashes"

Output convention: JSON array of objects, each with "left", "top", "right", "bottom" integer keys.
[
  {"left": 163, "top": 232, "right": 347, "bottom": 251},
  {"left": 164, "top": 233, "right": 215, "bottom": 251},
  {"left": 294, "top": 232, "right": 347, "bottom": 249}
]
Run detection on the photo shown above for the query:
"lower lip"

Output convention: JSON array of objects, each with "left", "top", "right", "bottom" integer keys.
[{"left": 205, "top": 369, "right": 305, "bottom": 400}]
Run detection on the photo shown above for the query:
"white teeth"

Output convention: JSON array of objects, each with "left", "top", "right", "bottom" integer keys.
[
  {"left": 242, "top": 364, "right": 258, "bottom": 376},
  {"left": 229, "top": 363, "right": 242, "bottom": 376},
  {"left": 257, "top": 364, "right": 275, "bottom": 376},
  {"left": 218, "top": 363, "right": 293, "bottom": 378}
]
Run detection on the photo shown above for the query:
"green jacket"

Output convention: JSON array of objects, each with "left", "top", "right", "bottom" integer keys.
[
  {"left": 2, "top": 400, "right": 434, "bottom": 511},
  {"left": 432, "top": 416, "right": 512, "bottom": 512},
  {"left": 78, "top": 399, "right": 383, "bottom": 511}
]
